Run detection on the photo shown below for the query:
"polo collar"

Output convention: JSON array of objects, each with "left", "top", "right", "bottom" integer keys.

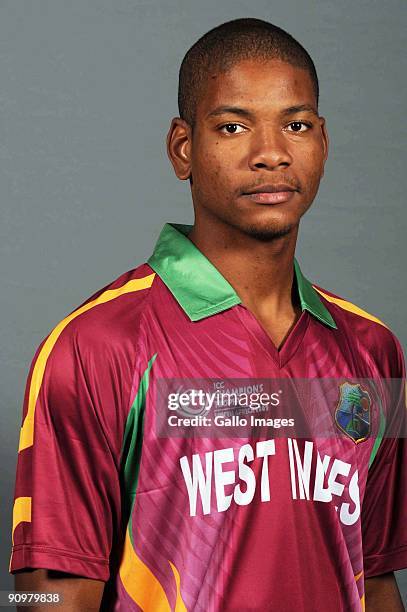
[{"left": 147, "top": 223, "right": 337, "bottom": 329}]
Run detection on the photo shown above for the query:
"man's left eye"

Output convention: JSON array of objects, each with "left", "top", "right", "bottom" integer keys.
[{"left": 287, "top": 121, "right": 311, "bottom": 132}]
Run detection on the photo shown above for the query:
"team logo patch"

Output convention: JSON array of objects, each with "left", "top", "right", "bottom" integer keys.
[{"left": 335, "top": 382, "right": 371, "bottom": 443}]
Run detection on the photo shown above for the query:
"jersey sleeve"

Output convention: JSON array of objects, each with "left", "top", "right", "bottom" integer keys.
[
  {"left": 9, "top": 305, "right": 138, "bottom": 581},
  {"left": 361, "top": 334, "right": 407, "bottom": 577}
]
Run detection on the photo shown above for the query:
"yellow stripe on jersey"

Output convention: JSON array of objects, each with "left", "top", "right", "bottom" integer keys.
[
  {"left": 11, "top": 496, "right": 32, "bottom": 544},
  {"left": 9, "top": 496, "right": 32, "bottom": 571},
  {"left": 169, "top": 560, "right": 188, "bottom": 612},
  {"left": 120, "top": 528, "right": 170, "bottom": 611},
  {"left": 18, "top": 273, "right": 156, "bottom": 452},
  {"left": 353, "top": 570, "right": 365, "bottom": 611},
  {"left": 313, "top": 287, "right": 388, "bottom": 329},
  {"left": 119, "top": 527, "right": 187, "bottom": 611}
]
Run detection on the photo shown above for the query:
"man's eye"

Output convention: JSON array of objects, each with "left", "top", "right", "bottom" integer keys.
[
  {"left": 286, "top": 121, "right": 312, "bottom": 133},
  {"left": 218, "top": 123, "right": 246, "bottom": 134}
]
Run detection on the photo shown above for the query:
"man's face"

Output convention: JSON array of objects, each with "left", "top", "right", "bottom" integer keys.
[{"left": 169, "top": 58, "right": 329, "bottom": 240}]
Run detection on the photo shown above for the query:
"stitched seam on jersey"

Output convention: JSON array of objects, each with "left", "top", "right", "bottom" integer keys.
[
  {"left": 126, "top": 286, "right": 153, "bottom": 416},
  {"left": 125, "top": 270, "right": 157, "bottom": 419},
  {"left": 119, "top": 275, "right": 157, "bottom": 538},
  {"left": 120, "top": 340, "right": 157, "bottom": 543},
  {"left": 11, "top": 544, "right": 108, "bottom": 564}
]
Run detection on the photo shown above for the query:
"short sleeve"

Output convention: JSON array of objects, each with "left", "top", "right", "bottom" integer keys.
[
  {"left": 361, "top": 336, "right": 407, "bottom": 577},
  {"left": 9, "top": 309, "right": 136, "bottom": 581}
]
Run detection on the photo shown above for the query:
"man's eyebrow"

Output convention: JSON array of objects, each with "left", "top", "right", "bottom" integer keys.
[
  {"left": 281, "top": 104, "right": 319, "bottom": 117},
  {"left": 205, "top": 106, "right": 255, "bottom": 120}
]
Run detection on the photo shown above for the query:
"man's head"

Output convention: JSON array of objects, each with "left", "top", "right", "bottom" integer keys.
[{"left": 167, "top": 18, "right": 329, "bottom": 241}]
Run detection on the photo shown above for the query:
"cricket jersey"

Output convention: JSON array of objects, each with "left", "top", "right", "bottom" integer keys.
[{"left": 10, "top": 222, "right": 407, "bottom": 611}]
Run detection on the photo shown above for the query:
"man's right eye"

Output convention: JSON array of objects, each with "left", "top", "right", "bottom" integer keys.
[{"left": 218, "top": 123, "right": 246, "bottom": 134}]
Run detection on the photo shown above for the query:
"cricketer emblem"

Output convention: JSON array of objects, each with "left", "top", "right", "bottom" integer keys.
[{"left": 335, "top": 382, "right": 372, "bottom": 443}]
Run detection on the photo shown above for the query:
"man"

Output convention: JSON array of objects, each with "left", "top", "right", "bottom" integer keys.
[{"left": 10, "top": 18, "right": 406, "bottom": 611}]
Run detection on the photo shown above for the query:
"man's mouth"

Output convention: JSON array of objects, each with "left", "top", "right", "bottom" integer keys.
[{"left": 242, "top": 183, "right": 298, "bottom": 205}]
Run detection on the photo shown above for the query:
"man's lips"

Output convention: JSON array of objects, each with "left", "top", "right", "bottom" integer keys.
[{"left": 241, "top": 183, "right": 298, "bottom": 205}]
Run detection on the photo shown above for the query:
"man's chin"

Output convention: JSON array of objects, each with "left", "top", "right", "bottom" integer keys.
[{"left": 238, "top": 222, "right": 295, "bottom": 242}]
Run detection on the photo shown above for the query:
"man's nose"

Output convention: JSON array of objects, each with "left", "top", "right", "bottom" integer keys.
[{"left": 247, "top": 127, "right": 293, "bottom": 170}]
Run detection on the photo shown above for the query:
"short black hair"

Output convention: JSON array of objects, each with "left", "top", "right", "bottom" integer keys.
[{"left": 178, "top": 18, "right": 319, "bottom": 129}]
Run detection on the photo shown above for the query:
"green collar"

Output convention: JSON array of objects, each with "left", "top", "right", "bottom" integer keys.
[{"left": 147, "top": 223, "right": 337, "bottom": 328}]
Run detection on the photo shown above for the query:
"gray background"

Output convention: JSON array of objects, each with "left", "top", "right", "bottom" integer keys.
[{"left": 1, "top": 0, "right": 406, "bottom": 605}]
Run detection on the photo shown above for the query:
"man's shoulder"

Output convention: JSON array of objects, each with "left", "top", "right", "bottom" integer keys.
[
  {"left": 36, "top": 262, "right": 156, "bottom": 363},
  {"left": 18, "top": 262, "right": 157, "bottom": 452},
  {"left": 312, "top": 282, "right": 405, "bottom": 376},
  {"left": 72, "top": 261, "right": 155, "bottom": 320}
]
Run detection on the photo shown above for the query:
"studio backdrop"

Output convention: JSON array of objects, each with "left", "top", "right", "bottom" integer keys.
[{"left": 1, "top": 0, "right": 405, "bottom": 604}]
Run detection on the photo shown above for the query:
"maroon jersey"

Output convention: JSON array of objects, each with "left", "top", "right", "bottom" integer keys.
[{"left": 10, "top": 223, "right": 407, "bottom": 611}]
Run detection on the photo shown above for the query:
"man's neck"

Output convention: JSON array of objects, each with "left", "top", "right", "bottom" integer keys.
[{"left": 187, "top": 220, "right": 301, "bottom": 319}]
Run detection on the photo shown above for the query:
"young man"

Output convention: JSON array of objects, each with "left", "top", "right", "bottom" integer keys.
[{"left": 10, "top": 18, "right": 406, "bottom": 611}]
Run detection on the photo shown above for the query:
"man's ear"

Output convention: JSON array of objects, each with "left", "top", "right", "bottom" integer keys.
[
  {"left": 320, "top": 116, "right": 329, "bottom": 177},
  {"left": 166, "top": 117, "right": 192, "bottom": 180}
]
